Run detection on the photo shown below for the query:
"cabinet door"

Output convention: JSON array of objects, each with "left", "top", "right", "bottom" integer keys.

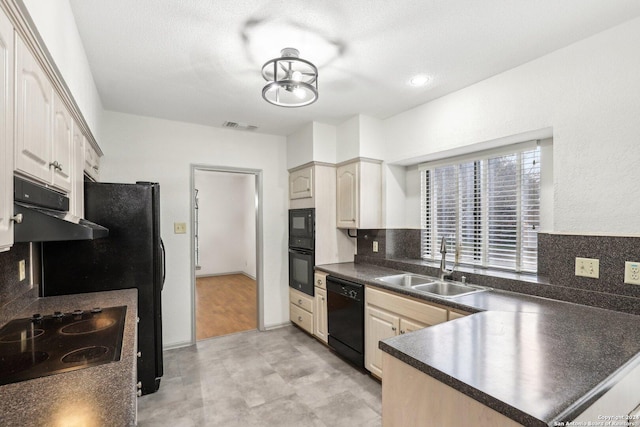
[
  {"left": 365, "top": 305, "right": 399, "bottom": 378},
  {"left": 314, "top": 286, "right": 328, "bottom": 343},
  {"left": 51, "top": 93, "right": 72, "bottom": 192},
  {"left": 70, "top": 121, "right": 85, "bottom": 217},
  {"left": 84, "top": 142, "right": 100, "bottom": 181},
  {"left": 15, "top": 35, "right": 53, "bottom": 184},
  {"left": 448, "top": 310, "right": 468, "bottom": 321},
  {"left": 336, "top": 162, "right": 358, "bottom": 228},
  {"left": 289, "top": 166, "right": 313, "bottom": 200},
  {"left": 0, "top": 9, "right": 13, "bottom": 252},
  {"left": 399, "top": 317, "right": 427, "bottom": 335}
]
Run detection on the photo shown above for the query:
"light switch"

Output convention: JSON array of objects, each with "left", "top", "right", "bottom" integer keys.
[
  {"left": 174, "top": 222, "right": 187, "bottom": 234},
  {"left": 18, "top": 260, "right": 26, "bottom": 281},
  {"left": 575, "top": 257, "right": 599, "bottom": 279}
]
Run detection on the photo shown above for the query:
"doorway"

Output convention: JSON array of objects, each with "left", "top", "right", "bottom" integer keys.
[{"left": 190, "top": 165, "right": 263, "bottom": 343}]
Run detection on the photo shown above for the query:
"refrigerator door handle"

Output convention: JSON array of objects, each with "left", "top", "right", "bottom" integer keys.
[{"left": 160, "top": 238, "right": 166, "bottom": 290}]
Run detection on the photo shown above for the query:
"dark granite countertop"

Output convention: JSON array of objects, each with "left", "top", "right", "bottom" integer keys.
[
  {"left": 0, "top": 289, "right": 138, "bottom": 427},
  {"left": 316, "top": 262, "right": 640, "bottom": 426}
]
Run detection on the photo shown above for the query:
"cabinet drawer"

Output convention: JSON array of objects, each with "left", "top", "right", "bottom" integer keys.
[
  {"left": 366, "top": 286, "right": 447, "bottom": 327},
  {"left": 314, "top": 272, "right": 327, "bottom": 290},
  {"left": 290, "top": 303, "right": 314, "bottom": 334},
  {"left": 290, "top": 288, "right": 314, "bottom": 313}
]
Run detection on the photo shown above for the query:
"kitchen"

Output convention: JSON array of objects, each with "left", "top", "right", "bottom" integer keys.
[{"left": 1, "top": 0, "right": 640, "bottom": 426}]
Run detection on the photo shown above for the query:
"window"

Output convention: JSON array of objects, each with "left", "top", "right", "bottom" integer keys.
[{"left": 421, "top": 142, "right": 540, "bottom": 273}]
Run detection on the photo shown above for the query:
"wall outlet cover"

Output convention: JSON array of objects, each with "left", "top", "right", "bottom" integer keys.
[
  {"left": 373, "top": 241, "right": 379, "bottom": 253},
  {"left": 624, "top": 261, "right": 640, "bottom": 285}
]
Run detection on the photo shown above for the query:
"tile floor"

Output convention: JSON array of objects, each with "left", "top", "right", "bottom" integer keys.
[{"left": 137, "top": 325, "right": 382, "bottom": 426}]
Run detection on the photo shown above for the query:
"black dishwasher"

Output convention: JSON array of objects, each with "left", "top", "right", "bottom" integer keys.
[{"left": 327, "top": 276, "right": 364, "bottom": 368}]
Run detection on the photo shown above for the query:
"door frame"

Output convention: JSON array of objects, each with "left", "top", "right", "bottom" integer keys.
[{"left": 189, "top": 164, "right": 265, "bottom": 344}]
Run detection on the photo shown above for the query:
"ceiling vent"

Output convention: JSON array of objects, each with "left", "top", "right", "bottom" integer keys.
[{"left": 222, "top": 121, "right": 258, "bottom": 131}]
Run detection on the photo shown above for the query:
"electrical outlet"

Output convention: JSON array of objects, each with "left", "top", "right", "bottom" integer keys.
[
  {"left": 18, "top": 260, "right": 26, "bottom": 281},
  {"left": 624, "top": 261, "right": 640, "bottom": 285},
  {"left": 174, "top": 222, "right": 187, "bottom": 234},
  {"left": 373, "top": 241, "right": 379, "bottom": 253},
  {"left": 575, "top": 257, "right": 599, "bottom": 279}
]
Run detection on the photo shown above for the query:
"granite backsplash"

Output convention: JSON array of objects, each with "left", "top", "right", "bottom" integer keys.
[
  {"left": 0, "top": 242, "right": 39, "bottom": 323},
  {"left": 356, "top": 229, "right": 640, "bottom": 316}
]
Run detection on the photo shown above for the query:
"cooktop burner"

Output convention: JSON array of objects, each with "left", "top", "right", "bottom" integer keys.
[{"left": 0, "top": 306, "right": 126, "bottom": 386}]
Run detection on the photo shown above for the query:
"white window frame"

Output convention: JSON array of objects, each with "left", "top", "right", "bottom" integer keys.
[{"left": 420, "top": 140, "right": 542, "bottom": 273}]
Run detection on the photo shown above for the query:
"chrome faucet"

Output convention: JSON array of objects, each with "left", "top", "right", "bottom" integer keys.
[{"left": 439, "top": 237, "right": 455, "bottom": 280}]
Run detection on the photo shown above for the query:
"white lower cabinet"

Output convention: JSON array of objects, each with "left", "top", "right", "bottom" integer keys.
[
  {"left": 365, "top": 305, "right": 400, "bottom": 377},
  {"left": 313, "top": 272, "right": 328, "bottom": 343},
  {"left": 365, "top": 286, "right": 448, "bottom": 378},
  {"left": 290, "top": 288, "right": 314, "bottom": 334},
  {"left": 314, "top": 287, "right": 328, "bottom": 343}
]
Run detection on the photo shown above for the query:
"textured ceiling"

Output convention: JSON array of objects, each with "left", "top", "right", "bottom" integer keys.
[{"left": 69, "top": 0, "right": 640, "bottom": 136}]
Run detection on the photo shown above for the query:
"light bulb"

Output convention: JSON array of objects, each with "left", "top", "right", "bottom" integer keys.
[
  {"left": 291, "top": 70, "right": 302, "bottom": 82},
  {"left": 293, "top": 87, "right": 306, "bottom": 99}
]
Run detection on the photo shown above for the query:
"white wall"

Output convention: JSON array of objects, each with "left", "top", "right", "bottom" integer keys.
[
  {"left": 100, "top": 111, "right": 288, "bottom": 347},
  {"left": 335, "top": 115, "right": 386, "bottom": 163},
  {"left": 286, "top": 123, "right": 313, "bottom": 170},
  {"left": 384, "top": 17, "right": 640, "bottom": 234},
  {"left": 22, "top": 0, "right": 103, "bottom": 138},
  {"left": 287, "top": 121, "right": 337, "bottom": 169},
  {"left": 194, "top": 171, "right": 255, "bottom": 278},
  {"left": 312, "top": 122, "right": 337, "bottom": 164},
  {"left": 336, "top": 116, "right": 360, "bottom": 163}
]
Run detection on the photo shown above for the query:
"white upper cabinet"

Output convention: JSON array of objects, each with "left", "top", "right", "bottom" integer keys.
[
  {"left": 84, "top": 141, "right": 100, "bottom": 181},
  {"left": 15, "top": 35, "right": 76, "bottom": 194},
  {"left": 15, "top": 34, "right": 53, "bottom": 186},
  {"left": 71, "top": 119, "right": 85, "bottom": 217},
  {"left": 336, "top": 159, "right": 382, "bottom": 229},
  {"left": 51, "top": 92, "right": 73, "bottom": 192},
  {"left": 337, "top": 161, "right": 358, "bottom": 227},
  {"left": 289, "top": 165, "right": 313, "bottom": 200},
  {"left": 0, "top": 8, "right": 14, "bottom": 252}
]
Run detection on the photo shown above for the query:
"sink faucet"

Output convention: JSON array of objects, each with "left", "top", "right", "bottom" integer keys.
[{"left": 439, "top": 237, "right": 455, "bottom": 280}]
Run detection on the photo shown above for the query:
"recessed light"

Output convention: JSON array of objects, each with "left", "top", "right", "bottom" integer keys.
[{"left": 409, "top": 74, "right": 431, "bottom": 87}]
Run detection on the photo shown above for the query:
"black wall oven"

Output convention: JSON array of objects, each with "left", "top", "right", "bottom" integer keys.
[{"left": 289, "top": 208, "right": 315, "bottom": 296}]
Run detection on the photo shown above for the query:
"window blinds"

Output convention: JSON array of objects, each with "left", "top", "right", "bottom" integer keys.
[{"left": 421, "top": 144, "right": 540, "bottom": 273}]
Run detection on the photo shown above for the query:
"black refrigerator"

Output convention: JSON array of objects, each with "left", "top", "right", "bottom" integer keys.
[{"left": 41, "top": 181, "right": 165, "bottom": 396}]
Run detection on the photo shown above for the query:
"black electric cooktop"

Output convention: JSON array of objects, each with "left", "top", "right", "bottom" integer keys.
[{"left": 0, "top": 305, "right": 126, "bottom": 386}]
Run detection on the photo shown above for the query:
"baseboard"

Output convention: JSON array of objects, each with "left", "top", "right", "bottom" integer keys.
[
  {"left": 163, "top": 340, "right": 193, "bottom": 350},
  {"left": 264, "top": 321, "right": 292, "bottom": 331},
  {"left": 195, "top": 271, "right": 256, "bottom": 280}
]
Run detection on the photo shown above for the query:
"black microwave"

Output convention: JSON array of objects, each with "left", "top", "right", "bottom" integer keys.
[{"left": 289, "top": 208, "right": 314, "bottom": 250}]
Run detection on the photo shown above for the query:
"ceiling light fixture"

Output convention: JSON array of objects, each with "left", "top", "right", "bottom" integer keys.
[{"left": 262, "top": 48, "right": 318, "bottom": 107}]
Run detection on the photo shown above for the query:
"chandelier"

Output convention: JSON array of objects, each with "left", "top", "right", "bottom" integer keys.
[{"left": 261, "top": 48, "right": 318, "bottom": 107}]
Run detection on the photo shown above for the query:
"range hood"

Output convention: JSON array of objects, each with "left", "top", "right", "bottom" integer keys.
[{"left": 13, "top": 177, "right": 109, "bottom": 242}]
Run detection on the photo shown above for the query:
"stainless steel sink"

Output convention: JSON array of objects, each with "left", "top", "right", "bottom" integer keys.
[
  {"left": 411, "top": 281, "right": 487, "bottom": 298},
  {"left": 375, "top": 273, "right": 488, "bottom": 298},
  {"left": 375, "top": 273, "right": 436, "bottom": 287}
]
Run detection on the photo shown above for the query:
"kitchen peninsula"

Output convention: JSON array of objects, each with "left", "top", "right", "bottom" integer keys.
[{"left": 316, "top": 262, "right": 640, "bottom": 426}]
